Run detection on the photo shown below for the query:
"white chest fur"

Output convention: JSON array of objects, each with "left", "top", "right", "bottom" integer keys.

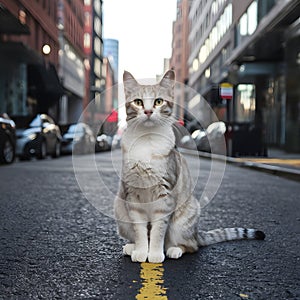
[
  {"left": 121, "top": 125, "right": 175, "bottom": 188},
  {"left": 122, "top": 125, "right": 175, "bottom": 162}
]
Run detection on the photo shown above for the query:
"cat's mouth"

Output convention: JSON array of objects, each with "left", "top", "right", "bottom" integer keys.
[{"left": 143, "top": 118, "right": 155, "bottom": 127}]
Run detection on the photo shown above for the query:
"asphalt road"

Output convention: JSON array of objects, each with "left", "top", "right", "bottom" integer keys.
[{"left": 0, "top": 150, "right": 299, "bottom": 299}]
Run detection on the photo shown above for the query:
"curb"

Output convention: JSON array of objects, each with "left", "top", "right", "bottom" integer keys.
[
  {"left": 178, "top": 148, "right": 300, "bottom": 182},
  {"left": 239, "top": 161, "right": 300, "bottom": 182}
]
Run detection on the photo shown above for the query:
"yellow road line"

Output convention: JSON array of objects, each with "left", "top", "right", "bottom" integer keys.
[{"left": 136, "top": 263, "right": 168, "bottom": 300}]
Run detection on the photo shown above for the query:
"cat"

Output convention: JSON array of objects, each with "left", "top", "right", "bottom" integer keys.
[{"left": 114, "top": 70, "right": 265, "bottom": 263}]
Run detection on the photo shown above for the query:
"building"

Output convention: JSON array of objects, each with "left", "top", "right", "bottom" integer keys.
[
  {"left": 84, "top": 0, "right": 114, "bottom": 133},
  {"left": 0, "top": 0, "right": 63, "bottom": 120},
  {"left": 188, "top": 0, "right": 300, "bottom": 154},
  {"left": 57, "top": 0, "right": 86, "bottom": 124},
  {"left": 103, "top": 38, "right": 119, "bottom": 126},
  {"left": 101, "top": 56, "right": 118, "bottom": 135},
  {"left": 170, "top": 0, "right": 191, "bottom": 122},
  {"left": 103, "top": 38, "right": 119, "bottom": 83}
]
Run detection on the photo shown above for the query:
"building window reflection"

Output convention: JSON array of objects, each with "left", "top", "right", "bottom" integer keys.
[
  {"left": 84, "top": 33, "right": 91, "bottom": 49},
  {"left": 236, "top": 1, "right": 258, "bottom": 46},
  {"left": 190, "top": 3, "right": 232, "bottom": 74},
  {"left": 94, "top": 37, "right": 101, "bottom": 56},
  {"left": 94, "top": 16, "right": 101, "bottom": 36},
  {"left": 94, "top": 0, "right": 101, "bottom": 15},
  {"left": 236, "top": 84, "right": 256, "bottom": 122}
]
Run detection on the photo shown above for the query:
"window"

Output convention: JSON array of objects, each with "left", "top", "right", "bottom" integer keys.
[
  {"left": 84, "top": 12, "right": 91, "bottom": 27},
  {"left": 84, "top": 33, "right": 91, "bottom": 49},
  {"left": 236, "top": 1, "right": 258, "bottom": 46},
  {"left": 94, "top": 58, "right": 101, "bottom": 77},
  {"left": 193, "top": 58, "right": 199, "bottom": 71},
  {"left": 248, "top": 1, "right": 258, "bottom": 35},
  {"left": 94, "top": 37, "right": 101, "bottom": 56},
  {"left": 258, "top": 0, "right": 276, "bottom": 21},
  {"left": 94, "top": 0, "right": 101, "bottom": 15},
  {"left": 191, "top": 3, "right": 232, "bottom": 72},
  {"left": 94, "top": 17, "right": 102, "bottom": 35},
  {"left": 239, "top": 14, "right": 248, "bottom": 36},
  {"left": 236, "top": 84, "right": 256, "bottom": 122}
]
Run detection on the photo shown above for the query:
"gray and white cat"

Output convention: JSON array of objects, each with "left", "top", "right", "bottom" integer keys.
[{"left": 114, "top": 70, "right": 265, "bottom": 263}]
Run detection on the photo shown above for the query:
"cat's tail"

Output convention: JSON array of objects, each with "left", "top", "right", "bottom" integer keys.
[{"left": 197, "top": 228, "right": 265, "bottom": 247}]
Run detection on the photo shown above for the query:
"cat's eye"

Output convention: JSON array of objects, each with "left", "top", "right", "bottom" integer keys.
[
  {"left": 133, "top": 99, "right": 143, "bottom": 106},
  {"left": 154, "top": 98, "right": 164, "bottom": 106}
]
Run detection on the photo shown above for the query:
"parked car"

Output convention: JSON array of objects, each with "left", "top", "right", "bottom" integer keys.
[
  {"left": 15, "top": 114, "right": 62, "bottom": 160},
  {"left": 0, "top": 113, "right": 16, "bottom": 164},
  {"left": 181, "top": 121, "right": 226, "bottom": 153},
  {"left": 61, "top": 123, "right": 95, "bottom": 155},
  {"left": 95, "top": 134, "right": 112, "bottom": 152}
]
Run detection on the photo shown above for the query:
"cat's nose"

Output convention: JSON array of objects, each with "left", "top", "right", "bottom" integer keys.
[{"left": 144, "top": 110, "right": 153, "bottom": 117}]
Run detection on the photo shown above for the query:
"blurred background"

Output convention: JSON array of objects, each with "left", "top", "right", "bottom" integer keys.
[{"left": 0, "top": 0, "right": 299, "bottom": 164}]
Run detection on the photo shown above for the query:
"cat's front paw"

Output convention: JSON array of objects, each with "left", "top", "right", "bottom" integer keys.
[
  {"left": 166, "top": 247, "right": 183, "bottom": 259},
  {"left": 131, "top": 250, "right": 148, "bottom": 262},
  {"left": 148, "top": 251, "right": 165, "bottom": 263}
]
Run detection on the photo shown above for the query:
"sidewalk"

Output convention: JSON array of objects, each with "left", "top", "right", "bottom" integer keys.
[
  {"left": 180, "top": 147, "right": 300, "bottom": 182},
  {"left": 233, "top": 148, "right": 300, "bottom": 181}
]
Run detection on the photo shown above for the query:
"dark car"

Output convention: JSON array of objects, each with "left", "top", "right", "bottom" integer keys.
[
  {"left": 15, "top": 114, "right": 62, "bottom": 160},
  {"left": 61, "top": 123, "right": 95, "bottom": 155},
  {"left": 0, "top": 113, "right": 16, "bottom": 164},
  {"left": 95, "top": 134, "right": 112, "bottom": 152}
]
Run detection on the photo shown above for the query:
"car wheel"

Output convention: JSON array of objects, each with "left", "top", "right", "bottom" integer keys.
[
  {"left": 37, "top": 140, "right": 47, "bottom": 159},
  {"left": 52, "top": 141, "right": 61, "bottom": 158},
  {"left": 0, "top": 137, "right": 15, "bottom": 164}
]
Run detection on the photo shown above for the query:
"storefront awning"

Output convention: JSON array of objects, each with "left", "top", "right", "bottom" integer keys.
[
  {"left": 0, "top": 5, "right": 30, "bottom": 35},
  {"left": 28, "top": 63, "right": 64, "bottom": 100},
  {"left": 0, "top": 42, "right": 43, "bottom": 64}
]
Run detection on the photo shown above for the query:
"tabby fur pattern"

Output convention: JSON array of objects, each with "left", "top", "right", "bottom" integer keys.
[{"left": 114, "top": 70, "right": 265, "bottom": 263}]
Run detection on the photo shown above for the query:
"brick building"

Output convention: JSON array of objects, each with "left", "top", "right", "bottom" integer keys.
[
  {"left": 0, "top": 0, "right": 62, "bottom": 119},
  {"left": 57, "top": 0, "right": 85, "bottom": 124},
  {"left": 170, "top": 0, "right": 191, "bottom": 122},
  {"left": 0, "top": 0, "right": 87, "bottom": 125},
  {"left": 83, "top": 0, "right": 117, "bottom": 135}
]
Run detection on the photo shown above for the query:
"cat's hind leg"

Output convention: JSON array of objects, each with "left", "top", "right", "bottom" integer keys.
[
  {"left": 166, "top": 246, "right": 184, "bottom": 259},
  {"left": 123, "top": 243, "right": 135, "bottom": 256},
  {"left": 165, "top": 221, "right": 198, "bottom": 259},
  {"left": 117, "top": 221, "right": 136, "bottom": 256}
]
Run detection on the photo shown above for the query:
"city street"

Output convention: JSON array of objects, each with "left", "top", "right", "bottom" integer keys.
[{"left": 0, "top": 150, "right": 299, "bottom": 299}]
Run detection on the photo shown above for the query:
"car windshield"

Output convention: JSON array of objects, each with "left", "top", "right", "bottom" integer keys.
[
  {"left": 68, "top": 124, "right": 84, "bottom": 134},
  {"left": 29, "top": 116, "right": 42, "bottom": 127}
]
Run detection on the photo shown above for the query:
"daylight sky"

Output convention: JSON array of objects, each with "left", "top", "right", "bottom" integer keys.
[{"left": 103, "top": 0, "right": 177, "bottom": 82}]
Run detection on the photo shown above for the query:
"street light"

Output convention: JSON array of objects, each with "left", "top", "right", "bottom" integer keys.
[{"left": 42, "top": 44, "right": 51, "bottom": 55}]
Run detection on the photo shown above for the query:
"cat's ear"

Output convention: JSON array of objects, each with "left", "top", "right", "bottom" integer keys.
[
  {"left": 123, "top": 71, "right": 138, "bottom": 101},
  {"left": 123, "top": 71, "right": 138, "bottom": 84},
  {"left": 159, "top": 69, "right": 175, "bottom": 89}
]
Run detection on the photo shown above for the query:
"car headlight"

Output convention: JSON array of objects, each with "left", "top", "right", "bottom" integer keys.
[{"left": 28, "top": 133, "right": 37, "bottom": 140}]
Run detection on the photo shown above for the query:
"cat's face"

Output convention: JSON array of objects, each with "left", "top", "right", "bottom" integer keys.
[{"left": 123, "top": 70, "right": 175, "bottom": 127}]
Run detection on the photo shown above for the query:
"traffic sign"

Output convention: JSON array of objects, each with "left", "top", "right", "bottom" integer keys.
[{"left": 220, "top": 82, "right": 233, "bottom": 99}]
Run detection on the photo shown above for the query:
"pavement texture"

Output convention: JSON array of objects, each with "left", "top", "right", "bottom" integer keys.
[{"left": 0, "top": 150, "right": 300, "bottom": 299}]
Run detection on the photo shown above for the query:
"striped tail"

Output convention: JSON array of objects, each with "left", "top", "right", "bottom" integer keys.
[{"left": 197, "top": 228, "right": 265, "bottom": 247}]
